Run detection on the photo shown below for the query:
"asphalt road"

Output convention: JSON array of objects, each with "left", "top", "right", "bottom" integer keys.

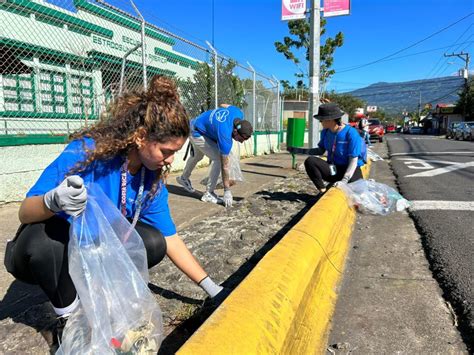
[{"left": 386, "top": 133, "right": 474, "bottom": 348}]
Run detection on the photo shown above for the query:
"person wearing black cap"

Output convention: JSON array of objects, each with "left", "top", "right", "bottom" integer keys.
[
  {"left": 288, "top": 103, "right": 366, "bottom": 192},
  {"left": 176, "top": 104, "right": 253, "bottom": 207}
]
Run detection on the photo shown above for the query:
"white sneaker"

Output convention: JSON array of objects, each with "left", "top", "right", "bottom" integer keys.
[
  {"left": 201, "top": 191, "right": 223, "bottom": 204},
  {"left": 176, "top": 176, "right": 194, "bottom": 193}
]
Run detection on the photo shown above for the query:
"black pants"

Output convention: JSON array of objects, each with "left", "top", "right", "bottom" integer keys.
[
  {"left": 4, "top": 216, "right": 167, "bottom": 308},
  {"left": 304, "top": 156, "right": 363, "bottom": 190}
]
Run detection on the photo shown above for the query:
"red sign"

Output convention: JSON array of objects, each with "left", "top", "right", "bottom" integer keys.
[{"left": 323, "top": 0, "right": 350, "bottom": 17}]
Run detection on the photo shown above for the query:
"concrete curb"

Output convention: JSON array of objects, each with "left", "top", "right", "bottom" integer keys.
[{"left": 177, "top": 162, "right": 371, "bottom": 354}]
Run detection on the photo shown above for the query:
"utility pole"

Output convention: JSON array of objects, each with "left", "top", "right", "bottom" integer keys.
[
  {"left": 418, "top": 91, "right": 422, "bottom": 121},
  {"left": 445, "top": 51, "right": 470, "bottom": 118},
  {"left": 308, "top": 0, "right": 321, "bottom": 148}
]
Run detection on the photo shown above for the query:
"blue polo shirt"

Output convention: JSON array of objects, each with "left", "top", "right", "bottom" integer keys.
[
  {"left": 26, "top": 138, "right": 176, "bottom": 237},
  {"left": 318, "top": 125, "right": 366, "bottom": 167},
  {"left": 192, "top": 106, "right": 244, "bottom": 155}
]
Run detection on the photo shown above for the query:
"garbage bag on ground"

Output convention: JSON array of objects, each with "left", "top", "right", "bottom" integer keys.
[
  {"left": 337, "top": 179, "right": 410, "bottom": 215},
  {"left": 200, "top": 151, "right": 244, "bottom": 189},
  {"left": 367, "top": 149, "right": 384, "bottom": 162},
  {"left": 57, "top": 184, "right": 163, "bottom": 355}
]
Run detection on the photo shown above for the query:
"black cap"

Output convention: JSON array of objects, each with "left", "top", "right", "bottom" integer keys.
[
  {"left": 234, "top": 120, "right": 253, "bottom": 138},
  {"left": 313, "top": 103, "right": 344, "bottom": 121}
]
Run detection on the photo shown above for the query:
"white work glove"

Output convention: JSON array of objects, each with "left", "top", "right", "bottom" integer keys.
[
  {"left": 43, "top": 176, "right": 87, "bottom": 217},
  {"left": 223, "top": 189, "right": 233, "bottom": 207},
  {"left": 334, "top": 180, "right": 348, "bottom": 188},
  {"left": 198, "top": 276, "right": 224, "bottom": 298}
]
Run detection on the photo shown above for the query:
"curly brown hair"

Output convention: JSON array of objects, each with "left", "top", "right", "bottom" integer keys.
[{"left": 70, "top": 75, "right": 189, "bottom": 195}]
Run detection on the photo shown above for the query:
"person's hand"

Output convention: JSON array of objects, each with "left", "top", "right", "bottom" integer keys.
[
  {"left": 223, "top": 189, "right": 233, "bottom": 207},
  {"left": 333, "top": 180, "right": 348, "bottom": 188},
  {"left": 43, "top": 176, "right": 87, "bottom": 217}
]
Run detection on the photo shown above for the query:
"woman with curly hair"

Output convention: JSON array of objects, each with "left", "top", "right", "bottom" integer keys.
[{"left": 4, "top": 75, "right": 224, "bottom": 349}]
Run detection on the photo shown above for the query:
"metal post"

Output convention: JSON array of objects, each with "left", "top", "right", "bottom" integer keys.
[
  {"left": 248, "top": 62, "right": 257, "bottom": 155},
  {"left": 272, "top": 75, "right": 281, "bottom": 133},
  {"left": 130, "top": 0, "right": 147, "bottom": 89},
  {"left": 308, "top": 0, "right": 321, "bottom": 148},
  {"left": 119, "top": 42, "right": 141, "bottom": 94},
  {"left": 206, "top": 41, "right": 218, "bottom": 108}
]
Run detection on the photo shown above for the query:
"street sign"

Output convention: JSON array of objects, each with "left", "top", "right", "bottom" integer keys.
[{"left": 282, "top": 0, "right": 307, "bottom": 21}]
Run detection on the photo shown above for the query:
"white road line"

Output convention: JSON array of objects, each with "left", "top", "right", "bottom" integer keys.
[
  {"left": 391, "top": 152, "right": 474, "bottom": 157},
  {"left": 410, "top": 200, "right": 474, "bottom": 211},
  {"left": 405, "top": 161, "right": 474, "bottom": 177}
]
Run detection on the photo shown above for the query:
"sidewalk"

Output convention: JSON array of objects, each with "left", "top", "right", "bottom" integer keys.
[
  {"left": 0, "top": 152, "right": 308, "bottom": 354},
  {"left": 327, "top": 143, "right": 467, "bottom": 353}
]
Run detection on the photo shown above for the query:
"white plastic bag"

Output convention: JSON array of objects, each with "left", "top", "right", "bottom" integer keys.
[
  {"left": 367, "top": 149, "right": 384, "bottom": 162},
  {"left": 200, "top": 151, "right": 244, "bottom": 189},
  {"left": 337, "top": 179, "right": 410, "bottom": 215},
  {"left": 57, "top": 184, "right": 163, "bottom": 354}
]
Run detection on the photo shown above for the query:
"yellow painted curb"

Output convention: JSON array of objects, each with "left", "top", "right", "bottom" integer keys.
[{"left": 177, "top": 160, "right": 372, "bottom": 355}]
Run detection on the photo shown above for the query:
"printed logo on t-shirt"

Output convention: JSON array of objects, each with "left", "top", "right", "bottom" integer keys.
[{"left": 215, "top": 109, "right": 229, "bottom": 123}]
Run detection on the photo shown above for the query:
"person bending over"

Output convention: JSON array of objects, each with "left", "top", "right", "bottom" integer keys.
[{"left": 176, "top": 104, "right": 253, "bottom": 207}]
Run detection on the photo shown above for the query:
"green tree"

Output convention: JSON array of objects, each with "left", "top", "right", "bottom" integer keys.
[
  {"left": 274, "top": 17, "right": 344, "bottom": 88},
  {"left": 456, "top": 78, "right": 474, "bottom": 119},
  {"left": 324, "top": 91, "right": 366, "bottom": 119},
  {"left": 177, "top": 60, "right": 245, "bottom": 118}
]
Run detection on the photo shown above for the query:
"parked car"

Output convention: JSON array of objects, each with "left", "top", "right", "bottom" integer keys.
[
  {"left": 386, "top": 124, "right": 396, "bottom": 133},
  {"left": 408, "top": 126, "right": 422, "bottom": 134},
  {"left": 446, "top": 122, "right": 460, "bottom": 139},
  {"left": 368, "top": 119, "right": 384, "bottom": 142},
  {"left": 454, "top": 122, "right": 468, "bottom": 140},
  {"left": 459, "top": 122, "right": 474, "bottom": 141}
]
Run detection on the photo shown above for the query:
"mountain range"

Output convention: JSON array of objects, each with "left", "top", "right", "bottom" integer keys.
[{"left": 347, "top": 75, "right": 465, "bottom": 115}]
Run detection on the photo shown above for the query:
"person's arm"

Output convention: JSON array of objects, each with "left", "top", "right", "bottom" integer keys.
[
  {"left": 341, "top": 157, "right": 358, "bottom": 183},
  {"left": 220, "top": 154, "right": 231, "bottom": 190},
  {"left": 19, "top": 175, "right": 87, "bottom": 224},
  {"left": 19, "top": 196, "right": 54, "bottom": 224},
  {"left": 165, "top": 234, "right": 223, "bottom": 297}
]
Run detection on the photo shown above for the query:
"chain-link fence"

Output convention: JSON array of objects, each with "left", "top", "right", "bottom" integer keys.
[{"left": 0, "top": 0, "right": 281, "bottom": 146}]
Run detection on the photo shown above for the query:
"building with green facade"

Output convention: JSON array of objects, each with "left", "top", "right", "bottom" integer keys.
[{"left": 0, "top": 0, "right": 199, "bottom": 144}]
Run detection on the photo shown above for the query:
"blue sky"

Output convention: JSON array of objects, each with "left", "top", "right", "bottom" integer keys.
[{"left": 61, "top": 0, "right": 473, "bottom": 92}]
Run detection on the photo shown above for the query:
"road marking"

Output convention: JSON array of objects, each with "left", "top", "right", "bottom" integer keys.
[
  {"left": 391, "top": 151, "right": 474, "bottom": 157},
  {"left": 404, "top": 160, "right": 474, "bottom": 177},
  {"left": 410, "top": 200, "right": 474, "bottom": 211}
]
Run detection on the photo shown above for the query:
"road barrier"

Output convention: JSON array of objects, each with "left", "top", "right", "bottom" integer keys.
[{"left": 178, "top": 162, "right": 371, "bottom": 354}]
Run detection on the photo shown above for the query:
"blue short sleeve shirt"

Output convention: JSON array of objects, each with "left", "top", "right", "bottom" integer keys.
[
  {"left": 318, "top": 125, "right": 366, "bottom": 167},
  {"left": 26, "top": 138, "right": 177, "bottom": 236},
  {"left": 192, "top": 106, "right": 244, "bottom": 155}
]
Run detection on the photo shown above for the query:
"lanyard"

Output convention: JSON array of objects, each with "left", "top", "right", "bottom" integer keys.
[
  {"left": 120, "top": 159, "right": 145, "bottom": 230},
  {"left": 330, "top": 134, "right": 338, "bottom": 164}
]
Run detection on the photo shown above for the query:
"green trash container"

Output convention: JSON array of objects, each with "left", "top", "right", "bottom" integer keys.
[
  {"left": 286, "top": 117, "right": 306, "bottom": 169},
  {"left": 286, "top": 117, "right": 306, "bottom": 147}
]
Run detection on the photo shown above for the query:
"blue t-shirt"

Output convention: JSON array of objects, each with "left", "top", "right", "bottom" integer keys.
[
  {"left": 27, "top": 138, "right": 177, "bottom": 237},
  {"left": 192, "top": 106, "right": 244, "bottom": 155},
  {"left": 318, "top": 125, "right": 366, "bottom": 167}
]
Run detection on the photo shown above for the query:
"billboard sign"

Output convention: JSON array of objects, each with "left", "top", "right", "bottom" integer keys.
[
  {"left": 366, "top": 105, "right": 378, "bottom": 113},
  {"left": 282, "top": 0, "right": 307, "bottom": 21},
  {"left": 323, "top": 0, "right": 350, "bottom": 17}
]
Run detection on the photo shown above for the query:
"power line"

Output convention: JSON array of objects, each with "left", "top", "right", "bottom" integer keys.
[
  {"left": 426, "top": 24, "right": 473, "bottom": 78},
  {"left": 334, "top": 12, "right": 473, "bottom": 74}
]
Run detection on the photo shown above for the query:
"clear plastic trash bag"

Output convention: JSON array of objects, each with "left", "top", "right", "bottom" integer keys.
[
  {"left": 57, "top": 184, "right": 163, "bottom": 355},
  {"left": 367, "top": 149, "right": 384, "bottom": 161},
  {"left": 337, "top": 179, "right": 410, "bottom": 215},
  {"left": 200, "top": 151, "right": 244, "bottom": 189}
]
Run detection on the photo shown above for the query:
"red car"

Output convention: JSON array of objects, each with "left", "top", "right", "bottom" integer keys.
[
  {"left": 368, "top": 119, "right": 384, "bottom": 142},
  {"left": 386, "top": 124, "right": 396, "bottom": 133}
]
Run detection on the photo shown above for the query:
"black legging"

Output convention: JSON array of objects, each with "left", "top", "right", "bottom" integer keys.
[
  {"left": 4, "top": 216, "right": 167, "bottom": 308},
  {"left": 304, "top": 156, "right": 363, "bottom": 190}
]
